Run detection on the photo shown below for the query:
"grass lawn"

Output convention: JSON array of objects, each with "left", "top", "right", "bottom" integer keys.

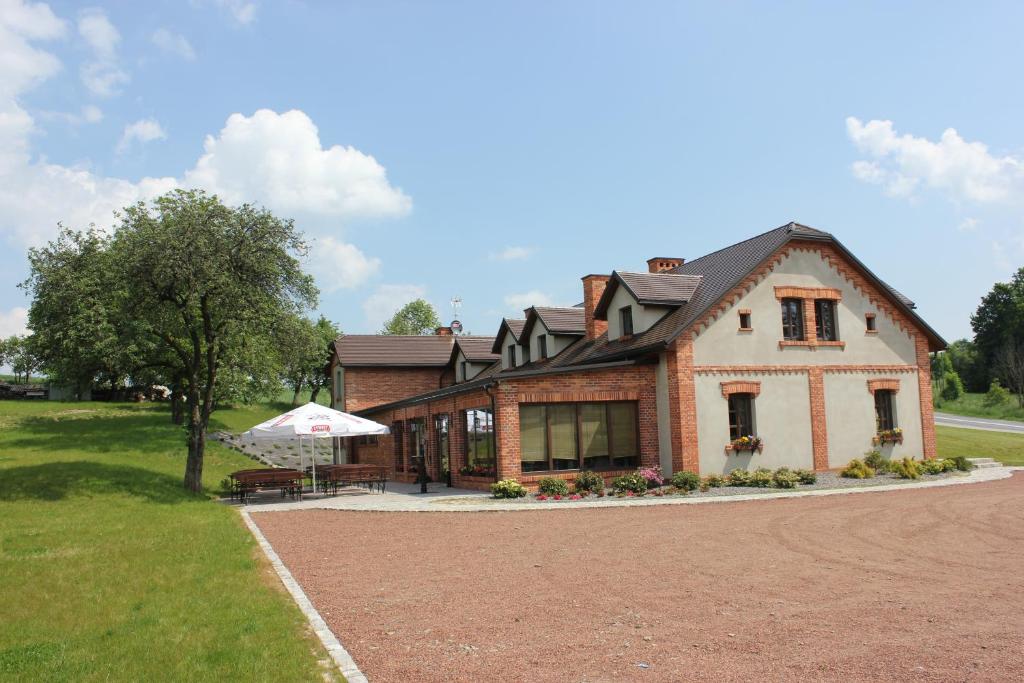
[
  {"left": 934, "top": 391, "right": 1024, "bottom": 422},
  {"left": 0, "top": 400, "right": 335, "bottom": 681},
  {"left": 936, "top": 424, "right": 1024, "bottom": 466}
]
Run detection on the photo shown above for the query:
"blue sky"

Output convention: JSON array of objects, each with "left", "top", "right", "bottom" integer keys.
[{"left": 2, "top": 1, "right": 1023, "bottom": 345}]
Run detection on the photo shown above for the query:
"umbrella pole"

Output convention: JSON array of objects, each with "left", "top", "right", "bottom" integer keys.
[{"left": 311, "top": 437, "right": 317, "bottom": 495}]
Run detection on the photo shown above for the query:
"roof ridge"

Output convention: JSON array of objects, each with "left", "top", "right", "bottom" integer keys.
[
  {"left": 669, "top": 222, "right": 800, "bottom": 272},
  {"left": 618, "top": 270, "right": 702, "bottom": 278}
]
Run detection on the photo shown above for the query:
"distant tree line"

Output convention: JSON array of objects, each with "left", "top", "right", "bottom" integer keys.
[{"left": 933, "top": 267, "right": 1024, "bottom": 408}]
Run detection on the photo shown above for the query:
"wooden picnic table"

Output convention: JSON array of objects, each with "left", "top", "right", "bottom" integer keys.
[
  {"left": 307, "top": 464, "right": 390, "bottom": 494},
  {"left": 229, "top": 468, "right": 304, "bottom": 502}
]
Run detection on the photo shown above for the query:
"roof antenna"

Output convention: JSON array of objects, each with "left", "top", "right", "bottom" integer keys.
[{"left": 450, "top": 297, "right": 463, "bottom": 335}]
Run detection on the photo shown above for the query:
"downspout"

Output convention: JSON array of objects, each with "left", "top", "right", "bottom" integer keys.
[{"left": 485, "top": 381, "right": 499, "bottom": 482}]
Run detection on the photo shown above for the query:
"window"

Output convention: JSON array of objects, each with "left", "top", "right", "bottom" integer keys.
[
  {"left": 727, "top": 393, "right": 755, "bottom": 440},
  {"left": 392, "top": 421, "right": 404, "bottom": 472},
  {"left": 537, "top": 335, "right": 548, "bottom": 359},
  {"left": 464, "top": 408, "right": 495, "bottom": 472},
  {"left": 874, "top": 390, "right": 896, "bottom": 432},
  {"left": 619, "top": 306, "right": 634, "bottom": 336},
  {"left": 738, "top": 310, "right": 752, "bottom": 330},
  {"left": 507, "top": 344, "right": 516, "bottom": 367},
  {"left": 781, "top": 298, "right": 804, "bottom": 340},
  {"left": 815, "top": 299, "right": 839, "bottom": 341},
  {"left": 460, "top": 360, "right": 469, "bottom": 381},
  {"left": 522, "top": 346, "right": 531, "bottom": 364},
  {"left": 358, "top": 434, "right": 378, "bottom": 446},
  {"left": 520, "top": 402, "right": 639, "bottom": 472},
  {"left": 866, "top": 313, "right": 877, "bottom": 332}
]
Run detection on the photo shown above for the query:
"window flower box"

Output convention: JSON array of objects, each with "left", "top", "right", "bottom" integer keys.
[
  {"left": 873, "top": 428, "right": 903, "bottom": 446},
  {"left": 459, "top": 465, "right": 496, "bottom": 478},
  {"left": 726, "top": 435, "right": 763, "bottom": 454}
]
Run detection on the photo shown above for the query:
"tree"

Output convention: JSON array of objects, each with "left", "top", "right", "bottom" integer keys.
[
  {"left": 944, "top": 339, "right": 988, "bottom": 393},
  {"left": 2, "top": 336, "right": 40, "bottom": 384},
  {"left": 971, "top": 268, "right": 1024, "bottom": 387},
  {"left": 995, "top": 341, "right": 1024, "bottom": 408},
  {"left": 108, "top": 189, "right": 317, "bottom": 492},
  {"left": 380, "top": 299, "right": 441, "bottom": 335},
  {"left": 277, "top": 314, "right": 340, "bottom": 406}
]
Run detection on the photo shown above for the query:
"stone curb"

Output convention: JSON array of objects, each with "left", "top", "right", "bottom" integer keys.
[
  {"left": 240, "top": 510, "right": 367, "bottom": 683},
  {"left": 244, "top": 466, "right": 1018, "bottom": 514}
]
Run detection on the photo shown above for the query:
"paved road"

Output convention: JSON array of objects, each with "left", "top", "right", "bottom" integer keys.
[{"left": 935, "top": 411, "right": 1024, "bottom": 434}]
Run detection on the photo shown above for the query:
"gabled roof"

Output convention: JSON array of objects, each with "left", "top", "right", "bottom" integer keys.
[
  {"left": 593, "top": 271, "right": 703, "bottom": 318},
  {"left": 519, "top": 306, "right": 586, "bottom": 340},
  {"left": 451, "top": 336, "right": 501, "bottom": 364},
  {"left": 490, "top": 318, "right": 526, "bottom": 353},
  {"left": 333, "top": 335, "right": 456, "bottom": 367}
]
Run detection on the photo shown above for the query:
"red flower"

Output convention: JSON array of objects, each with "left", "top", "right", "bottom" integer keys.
[
  {"left": 537, "top": 494, "right": 547, "bottom": 500},
  {"left": 570, "top": 494, "right": 581, "bottom": 500},
  {"left": 553, "top": 494, "right": 562, "bottom": 500}
]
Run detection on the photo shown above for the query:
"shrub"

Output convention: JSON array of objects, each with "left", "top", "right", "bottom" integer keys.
[
  {"left": 773, "top": 467, "right": 801, "bottom": 489},
  {"left": 950, "top": 455, "right": 974, "bottom": 472},
  {"left": 939, "top": 458, "right": 958, "bottom": 472},
  {"left": 794, "top": 469, "right": 817, "bottom": 485},
  {"left": 750, "top": 467, "right": 774, "bottom": 488},
  {"left": 490, "top": 479, "right": 527, "bottom": 498},
  {"left": 940, "top": 371, "right": 964, "bottom": 402},
  {"left": 890, "top": 457, "right": 921, "bottom": 479},
  {"left": 612, "top": 472, "right": 648, "bottom": 495},
  {"left": 703, "top": 474, "right": 725, "bottom": 488},
  {"left": 728, "top": 468, "right": 751, "bottom": 486},
  {"left": 574, "top": 470, "right": 605, "bottom": 494},
  {"left": 639, "top": 466, "right": 664, "bottom": 488},
  {"left": 841, "top": 459, "right": 875, "bottom": 479},
  {"left": 984, "top": 379, "right": 1011, "bottom": 407},
  {"left": 863, "top": 450, "right": 887, "bottom": 472},
  {"left": 670, "top": 470, "right": 701, "bottom": 492},
  {"left": 537, "top": 477, "right": 570, "bottom": 496},
  {"left": 919, "top": 458, "right": 946, "bottom": 475}
]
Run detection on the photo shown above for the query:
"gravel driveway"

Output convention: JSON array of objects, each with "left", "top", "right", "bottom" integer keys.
[{"left": 252, "top": 473, "right": 1024, "bottom": 682}]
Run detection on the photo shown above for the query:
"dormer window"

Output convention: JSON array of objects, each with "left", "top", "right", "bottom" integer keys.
[
  {"left": 460, "top": 360, "right": 469, "bottom": 381},
  {"left": 537, "top": 335, "right": 548, "bottom": 359},
  {"left": 522, "top": 346, "right": 531, "bottom": 364},
  {"left": 507, "top": 344, "right": 516, "bottom": 367},
  {"left": 619, "top": 306, "right": 633, "bottom": 337}
]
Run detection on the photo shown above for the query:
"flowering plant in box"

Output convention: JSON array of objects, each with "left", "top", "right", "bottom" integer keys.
[
  {"left": 874, "top": 428, "right": 903, "bottom": 445},
  {"left": 459, "top": 465, "right": 496, "bottom": 477},
  {"left": 729, "top": 435, "right": 763, "bottom": 453}
]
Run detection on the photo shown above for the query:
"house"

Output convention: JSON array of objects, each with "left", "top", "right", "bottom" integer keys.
[{"left": 330, "top": 223, "right": 945, "bottom": 490}]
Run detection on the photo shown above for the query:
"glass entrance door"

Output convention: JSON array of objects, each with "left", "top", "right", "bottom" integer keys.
[{"left": 435, "top": 414, "right": 451, "bottom": 487}]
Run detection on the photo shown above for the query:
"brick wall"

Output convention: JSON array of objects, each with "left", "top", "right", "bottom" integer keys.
[{"left": 341, "top": 366, "right": 445, "bottom": 413}]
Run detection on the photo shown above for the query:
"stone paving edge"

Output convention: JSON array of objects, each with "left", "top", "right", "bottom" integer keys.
[{"left": 240, "top": 510, "right": 368, "bottom": 683}]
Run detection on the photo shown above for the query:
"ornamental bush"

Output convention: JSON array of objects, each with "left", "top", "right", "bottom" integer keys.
[
  {"left": 940, "top": 370, "right": 964, "bottom": 402},
  {"left": 639, "top": 466, "right": 664, "bottom": 488},
  {"left": 670, "top": 470, "right": 700, "bottom": 492},
  {"left": 728, "top": 468, "right": 752, "bottom": 486},
  {"left": 490, "top": 479, "right": 527, "bottom": 498},
  {"left": 537, "top": 477, "right": 570, "bottom": 496},
  {"left": 939, "top": 458, "right": 958, "bottom": 472},
  {"left": 863, "top": 450, "right": 887, "bottom": 472},
  {"left": 612, "top": 472, "right": 648, "bottom": 495},
  {"left": 772, "top": 467, "right": 800, "bottom": 489},
  {"left": 750, "top": 467, "right": 774, "bottom": 488},
  {"left": 841, "top": 459, "right": 875, "bottom": 479},
  {"left": 950, "top": 455, "right": 974, "bottom": 472},
  {"left": 890, "top": 457, "right": 920, "bottom": 479},
  {"left": 919, "top": 458, "right": 946, "bottom": 475},
  {"left": 703, "top": 474, "right": 725, "bottom": 488},
  {"left": 984, "top": 379, "right": 1011, "bottom": 407},
  {"left": 574, "top": 470, "right": 605, "bottom": 494},
  {"left": 793, "top": 469, "right": 817, "bottom": 485}
]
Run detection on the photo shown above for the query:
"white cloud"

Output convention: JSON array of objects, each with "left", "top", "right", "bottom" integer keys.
[
  {"left": 307, "top": 236, "right": 380, "bottom": 292},
  {"left": 846, "top": 117, "right": 1024, "bottom": 203},
  {"left": 199, "top": 0, "right": 257, "bottom": 25},
  {"left": 490, "top": 245, "right": 533, "bottom": 261},
  {"left": 362, "top": 284, "right": 427, "bottom": 333},
  {"left": 151, "top": 28, "right": 196, "bottom": 61},
  {"left": 116, "top": 118, "right": 167, "bottom": 153},
  {"left": 0, "top": 306, "right": 28, "bottom": 337},
  {"left": 82, "top": 104, "right": 102, "bottom": 122},
  {"left": 504, "top": 290, "right": 554, "bottom": 314},
  {"left": 957, "top": 217, "right": 980, "bottom": 232},
  {"left": 77, "top": 8, "right": 127, "bottom": 96},
  {"left": 183, "top": 109, "right": 412, "bottom": 219}
]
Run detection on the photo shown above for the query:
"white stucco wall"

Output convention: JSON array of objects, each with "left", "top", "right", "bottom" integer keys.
[
  {"left": 527, "top": 320, "right": 575, "bottom": 360},
  {"left": 695, "top": 373, "right": 815, "bottom": 474},
  {"left": 655, "top": 353, "right": 673, "bottom": 475},
  {"left": 824, "top": 372, "right": 923, "bottom": 467},
  {"left": 496, "top": 330, "right": 524, "bottom": 370},
  {"left": 455, "top": 350, "right": 490, "bottom": 382},
  {"left": 692, "top": 249, "right": 917, "bottom": 367},
  {"left": 605, "top": 283, "right": 672, "bottom": 339}
]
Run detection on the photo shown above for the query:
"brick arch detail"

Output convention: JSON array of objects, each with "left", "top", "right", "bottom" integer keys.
[
  {"left": 866, "top": 378, "right": 900, "bottom": 394},
  {"left": 720, "top": 380, "right": 761, "bottom": 398}
]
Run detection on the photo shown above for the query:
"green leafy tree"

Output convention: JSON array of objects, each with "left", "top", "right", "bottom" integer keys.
[
  {"left": 380, "top": 299, "right": 442, "bottom": 335},
  {"left": 108, "top": 189, "right": 317, "bottom": 492},
  {"left": 278, "top": 314, "right": 340, "bottom": 405},
  {"left": 944, "top": 339, "right": 988, "bottom": 393},
  {"left": 971, "top": 268, "right": 1024, "bottom": 386},
  {"left": 2, "top": 336, "right": 40, "bottom": 384}
]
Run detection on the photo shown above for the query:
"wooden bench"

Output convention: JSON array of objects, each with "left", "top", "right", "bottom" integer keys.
[
  {"left": 313, "top": 464, "right": 389, "bottom": 494},
  {"left": 230, "top": 469, "right": 304, "bottom": 502}
]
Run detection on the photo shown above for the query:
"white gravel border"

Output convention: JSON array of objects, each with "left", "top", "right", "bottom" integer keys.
[
  {"left": 244, "top": 466, "right": 1021, "bottom": 513},
  {"left": 240, "top": 510, "right": 367, "bottom": 683}
]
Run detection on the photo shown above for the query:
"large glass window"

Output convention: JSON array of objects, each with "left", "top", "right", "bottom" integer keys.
[
  {"left": 727, "top": 393, "right": 755, "bottom": 440},
  {"left": 519, "top": 402, "right": 639, "bottom": 472},
  {"left": 874, "top": 390, "right": 896, "bottom": 432},
  {"left": 815, "top": 299, "right": 839, "bottom": 341},
  {"left": 392, "top": 421, "right": 404, "bottom": 472},
  {"left": 781, "top": 298, "right": 804, "bottom": 340},
  {"left": 464, "top": 408, "right": 495, "bottom": 473}
]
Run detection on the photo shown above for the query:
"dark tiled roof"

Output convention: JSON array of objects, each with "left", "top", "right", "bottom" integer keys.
[
  {"left": 520, "top": 306, "right": 586, "bottom": 339},
  {"left": 334, "top": 334, "right": 487, "bottom": 367},
  {"left": 594, "top": 271, "right": 703, "bottom": 317},
  {"left": 454, "top": 336, "right": 501, "bottom": 363},
  {"left": 490, "top": 318, "right": 526, "bottom": 353}
]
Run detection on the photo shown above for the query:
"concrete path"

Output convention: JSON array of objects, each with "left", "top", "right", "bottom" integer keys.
[
  {"left": 935, "top": 411, "right": 1024, "bottom": 434},
  {"left": 239, "top": 466, "right": 1017, "bottom": 514}
]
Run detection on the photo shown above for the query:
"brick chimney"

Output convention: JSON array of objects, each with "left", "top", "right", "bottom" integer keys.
[
  {"left": 581, "top": 274, "right": 610, "bottom": 340},
  {"left": 647, "top": 257, "right": 684, "bottom": 273},
  {"left": 435, "top": 326, "right": 453, "bottom": 336}
]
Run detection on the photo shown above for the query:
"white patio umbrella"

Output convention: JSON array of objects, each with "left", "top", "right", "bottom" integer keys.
[{"left": 242, "top": 402, "right": 390, "bottom": 494}]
